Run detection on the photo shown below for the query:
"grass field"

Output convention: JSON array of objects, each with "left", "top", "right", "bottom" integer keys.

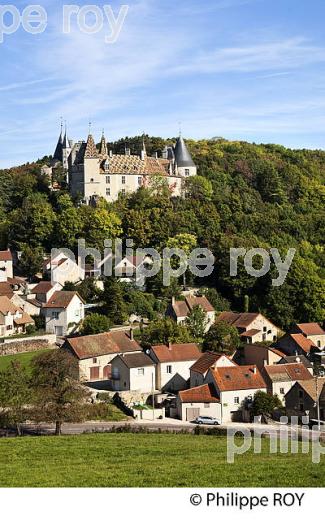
[
  {"left": 0, "top": 433, "right": 324, "bottom": 487},
  {"left": 0, "top": 350, "right": 49, "bottom": 373}
]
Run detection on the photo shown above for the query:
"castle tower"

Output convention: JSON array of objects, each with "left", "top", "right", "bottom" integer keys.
[
  {"left": 99, "top": 131, "right": 108, "bottom": 157},
  {"left": 53, "top": 122, "right": 63, "bottom": 163},
  {"left": 62, "top": 124, "right": 72, "bottom": 170},
  {"left": 174, "top": 135, "right": 196, "bottom": 177}
]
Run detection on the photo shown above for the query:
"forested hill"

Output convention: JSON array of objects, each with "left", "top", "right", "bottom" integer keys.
[{"left": 0, "top": 137, "right": 324, "bottom": 329}]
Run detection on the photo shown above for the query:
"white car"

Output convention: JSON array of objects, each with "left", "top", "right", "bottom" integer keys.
[{"left": 194, "top": 416, "right": 219, "bottom": 425}]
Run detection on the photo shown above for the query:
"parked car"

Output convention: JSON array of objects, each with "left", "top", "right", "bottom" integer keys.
[{"left": 194, "top": 416, "right": 219, "bottom": 425}]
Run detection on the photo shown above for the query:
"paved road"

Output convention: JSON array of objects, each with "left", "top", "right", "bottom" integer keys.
[{"left": 16, "top": 419, "right": 324, "bottom": 441}]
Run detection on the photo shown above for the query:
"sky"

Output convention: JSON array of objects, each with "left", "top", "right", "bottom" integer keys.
[{"left": 1, "top": 0, "right": 325, "bottom": 167}]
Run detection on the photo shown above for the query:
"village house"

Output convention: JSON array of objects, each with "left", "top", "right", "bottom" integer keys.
[
  {"left": 10, "top": 293, "right": 42, "bottom": 317},
  {"left": 216, "top": 311, "right": 280, "bottom": 344},
  {"left": 177, "top": 384, "right": 221, "bottom": 423},
  {"left": 278, "top": 355, "right": 313, "bottom": 374},
  {"left": 262, "top": 362, "right": 313, "bottom": 404},
  {"left": 190, "top": 351, "right": 237, "bottom": 388},
  {"left": 0, "top": 282, "right": 14, "bottom": 298},
  {"left": 64, "top": 329, "right": 142, "bottom": 382},
  {"left": 285, "top": 378, "right": 325, "bottom": 421},
  {"left": 243, "top": 343, "right": 286, "bottom": 371},
  {"left": 41, "top": 291, "right": 85, "bottom": 336},
  {"left": 29, "top": 281, "right": 62, "bottom": 304},
  {"left": 149, "top": 343, "right": 201, "bottom": 392},
  {"left": 204, "top": 364, "right": 267, "bottom": 423},
  {"left": 43, "top": 252, "right": 85, "bottom": 286},
  {"left": 291, "top": 323, "right": 325, "bottom": 349},
  {"left": 114, "top": 255, "right": 153, "bottom": 285},
  {"left": 0, "top": 250, "right": 13, "bottom": 282},
  {"left": 0, "top": 296, "right": 34, "bottom": 337},
  {"left": 167, "top": 295, "right": 215, "bottom": 332},
  {"left": 110, "top": 352, "right": 156, "bottom": 392},
  {"left": 275, "top": 323, "right": 325, "bottom": 360}
]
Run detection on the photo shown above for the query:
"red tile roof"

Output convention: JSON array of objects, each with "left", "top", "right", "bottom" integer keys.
[
  {"left": 240, "top": 329, "right": 261, "bottom": 337},
  {"left": 0, "top": 250, "right": 12, "bottom": 262},
  {"left": 14, "top": 312, "right": 34, "bottom": 326},
  {"left": 210, "top": 365, "right": 267, "bottom": 392},
  {"left": 43, "top": 291, "right": 83, "bottom": 309},
  {"left": 190, "top": 351, "right": 236, "bottom": 374},
  {"left": 171, "top": 296, "right": 214, "bottom": 318},
  {"left": 0, "top": 282, "right": 14, "bottom": 298},
  {"left": 296, "top": 323, "right": 325, "bottom": 336},
  {"left": 295, "top": 379, "right": 325, "bottom": 402},
  {"left": 31, "top": 281, "right": 55, "bottom": 294},
  {"left": 263, "top": 363, "right": 313, "bottom": 383},
  {"left": 151, "top": 343, "right": 201, "bottom": 363},
  {"left": 179, "top": 384, "right": 219, "bottom": 403},
  {"left": 289, "top": 334, "right": 315, "bottom": 353},
  {"left": 66, "top": 330, "right": 142, "bottom": 360},
  {"left": 0, "top": 296, "right": 19, "bottom": 315}
]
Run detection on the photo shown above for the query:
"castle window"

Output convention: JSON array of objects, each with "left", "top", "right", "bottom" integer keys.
[
  {"left": 138, "top": 177, "right": 142, "bottom": 186},
  {"left": 122, "top": 176, "right": 126, "bottom": 184},
  {"left": 121, "top": 189, "right": 126, "bottom": 196},
  {"left": 185, "top": 168, "right": 190, "bottom": 176},
  {"left": 106, "top": 176, "right": 110, "bottom": 184},
  {"left": 106, "top": 188, "right": 110, "bottom": 196},
  {"left": 104, "top": 161, "right": 109, "bottom": 172}
]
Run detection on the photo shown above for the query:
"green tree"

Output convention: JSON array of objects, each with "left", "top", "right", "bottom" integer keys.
[
  {"left": 139, "top": 317, "right": 193, "bottom": 348},
  {"left": 185, "top": 305, "right": 208, "bottom": 340},
  {"left": 80, "top": 314, "right": 111, "bottom": 335},
  {"left": 252, "top": 391, "right": 282, "bottom": 417},
  {"left": 19, "top": 245, "right": 44, "bottom": 279},
  {"left": 203, "top": 321, "right": 240, "bottom": 354},
  {"left": 0, "top": 362, "right": 32, "bottom": 436},
  {"left": 102, "top": 278, "right": 128, "bottom": 324},
  {"left": 31, "top": 350, "right": 89, "bottom": 435}
]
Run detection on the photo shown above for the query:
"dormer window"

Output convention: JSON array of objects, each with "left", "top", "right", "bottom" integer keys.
[{"left": 104, "top": 160, "right": 109, "bottom": 172}]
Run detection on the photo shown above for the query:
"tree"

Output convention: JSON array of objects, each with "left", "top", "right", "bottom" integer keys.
[
  {"left": 185, "top": 305, "right": 207, "bottom": 340},
  {"left": 166, "top": 233, "right": 197, "bottom": 288},
  {"left": 0, "top": 361, "right": 32, "bottom": 436},
  {"left": 80, "top": 314, "right": 111, "bottom": 335},
  {"left": 102, "top": 278, "right": 128, "bottom": 324},
  {"left": 139, "top": 317, "right": 193, "bottom": 348},
  {"left": 31, "top": 350, "right": 89, "bottom": 435},
  {"left": 252, "top": 391, "right": 282, "bottom": 417},
  {"left": 185, "top": 176, "right": 213, "bottom": 201},
  {"left": 19, "top": 245, "right": 44, "bottom": 279},
  {"left": 203, "top": 321, "right": 240, "bottom": 354},
  {"left": 80, "top": 205, "right": 122, "bottom": 249}
]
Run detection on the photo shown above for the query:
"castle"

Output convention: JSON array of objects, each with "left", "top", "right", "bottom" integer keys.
[{"left": 49, "top": 125, "right": 197, "bottom": 203}]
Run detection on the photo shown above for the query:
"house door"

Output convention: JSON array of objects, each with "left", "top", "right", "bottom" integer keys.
[
  {"left": 90, "top": 367, "right": 100, "bottom": 381},
  {"left": 186, "top": 407, "right": 200, "bottom": 422},
  {"left": 55, "top": 326, "right": 63, "bottom": 336},
  {"left": 103, "top": 365, "right": 111, "bottom": 380}
]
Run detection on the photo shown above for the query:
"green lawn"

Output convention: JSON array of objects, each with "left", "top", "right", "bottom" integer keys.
[
  {"left": 0, "top": 433, "right": 323, "bottom": 487},
  {"left": 0, "top": 350, "right": 49, "bottom": 374}
]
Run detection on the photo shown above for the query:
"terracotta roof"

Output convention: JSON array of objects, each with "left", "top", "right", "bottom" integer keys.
[
  {"left": 296, "top": 323, "right": 325, "bottom": 336},
  {"left": 263, "top": 363, "right": 313, "bottom": 383},
  {"left": 66, "top": 330, "right": 141, "bottom": 360},
  {"left": 116, "top": 352, "right": 155, "bottom": 369},
  {"left": 179, "top": 384, "right": 219, "bottom": 403},
  {"left": 241, "top": 329, "right": 261, "bottom": 337},
  {"left": 0, "top": 282, "right": 14, "bottom": 298},
  {"left": 31, "top": 281, "right": 55, "bottom": 294},
  {"left": 0, "top": 250, "right": 12, "bottom": 261},
  {"left": 295, "top": 379, "right": 325, "bottom": 402},
  {"left": 210, "top": 365, "right": 267, "bottom": 392},
  {"left": 151, "top": 343, "right": 201, "bottom": 363},
  {"left": 43, "top": 291, "right": 83, "bottom": 309},
  {"left": 171, "top": 296, "right": 215, "bottom": 318},
  {"left": 289, "top": 334, "right": 315, "bottom": 353},
  {"left": 0, "top": 296, "right": 19, "bottom": 315},
  {"left": 14, "top": 312, "right": 34, "bottom": 326},
  {"left": 190, "top": 351, "right": 235, "bottom": 374}
]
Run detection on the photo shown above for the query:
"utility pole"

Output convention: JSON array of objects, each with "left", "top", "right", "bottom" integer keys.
[
  {"left": 152, "top": 372, "right": 155, "bottom": 422},
  {"left": 316, "top": 376, "right": 320, "bottom": 431}
]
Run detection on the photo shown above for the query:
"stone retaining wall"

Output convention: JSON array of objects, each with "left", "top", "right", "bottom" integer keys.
[{"left": 0, "top": 335, "right": 57, "bottom": 356}]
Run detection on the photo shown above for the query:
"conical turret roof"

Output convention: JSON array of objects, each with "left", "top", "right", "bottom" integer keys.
[
  {"left": 174, "top": 136, "right": 195, "bottom": 167},
  {"left": 84, "top": 133, "right": 99, "bottom": 158},
  {"left": 53, "top": 128, "right": 63, "bottom": 162},
  {"left": 99, "top": 132, "right": 108, "bottom": 156}
]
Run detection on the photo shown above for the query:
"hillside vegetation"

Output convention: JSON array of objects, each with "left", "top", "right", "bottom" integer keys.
[{"left": 0, "top": 137, "right": 324, "bottom": 329}]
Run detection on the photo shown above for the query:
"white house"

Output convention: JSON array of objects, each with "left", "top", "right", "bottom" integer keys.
[
  {"left": 190, "top": 351, "right": 237, "bottom": 388},
  {"left": 177, "top": 384, "right": 221, "bottom": 423},
  {"left": 216, "top": 311, "right": 281, "bottom": 344},
  {"left": 276, "top": 323, "right": 325, "bottom": 356},
  {"left": 114, "top": 255, "right": 153, "bottom": 285},
  {"left": 168, "top": 295, "right": 215, "bottom": 332},
  {"left": 65, "top": 329, "right": 142, "bottom": 381},
  {"left": 149, "top": 343, "right": 201, "bottom": 392},
  {"left": 29, "top": 281, "right": 62, "bottom": 303},
  {"left": 0, "top": 250, "right": 13, "bottom": 282},
  {"left": 262, "top": 362, "right": 313, "bottom": 404},
  {"left": 110, "top": 352, "right": 156, "bottom": 392},
  {"left": 0, "top": 296, "right": 34, "bottom": 337},
  {"left": 41, "top": 291, "right": 85, "bottom": 336},
  {"left": 43, "top": 252, "right": 85, "bottom": 286},
  {"left": 204, "top": 364, "right": 267, "bottom": 423}
]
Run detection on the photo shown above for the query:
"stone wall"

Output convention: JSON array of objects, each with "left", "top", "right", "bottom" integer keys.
[{"left": 0, "top": 336, "right": 57, "bottom": 356}]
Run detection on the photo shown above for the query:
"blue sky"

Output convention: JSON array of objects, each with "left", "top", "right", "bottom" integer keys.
[{"left": 1, "top": 0, "right": 325, "bottom": 167}]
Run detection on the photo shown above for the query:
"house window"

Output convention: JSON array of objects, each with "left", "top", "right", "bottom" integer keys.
[
  {"left": 317, "top": 340, "right": 321, "bottom": 348},
  {"left": 106, "top": 188, "right": 110, "bottom": 196},
  {"left": 299, "top": 403, "right": 304, "bottom": 412},
  {"left": 121, "top": 189, "right": 126, "bottom": 196},
  {"left": 185, "top": 168, "right": 190, "bottom": 176},
  {"left": 122, "top": 176, "right": 126, "bottom": 184},
  {"left": 52, "top": 311, "right": 59, "bottom": 319},
  {"left": 104, "top": 162, "right": 109, "bottom": 172},
  {"left": 137, "top": 368, "right": 144, "bottom": 376},
  {"left": 106, "top": 175, "right": 110, "bottom": 184},
  {"left": 166, "top": 365, "right": 172, "bottom": 374},
  {"left": 234, "top": 397, "right": 240, "bottom": 404},
  {"left": 263, "top": 326, "right": 267, "bottom": 332},
  {"left": 138, "top": 176, "right": 142, "bottom": 186},
  {"left": 262, "top": 333, "right": 266, "bottom": 341},
  {"left": 298, "top": 390, "right": 304, "bottom": 399},
  {"left": 6, "top": 325, "right": 13, "bottom": 330},
  {"left": 93, "top": 358, "right": 97, "bottom": 364},
  {"left": 280, "top": 387, "right": 285, "bottom": 394}
]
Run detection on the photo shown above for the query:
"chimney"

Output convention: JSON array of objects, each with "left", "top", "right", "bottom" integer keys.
[
  {"left": 125, "top": 148, "right": 131, "bottom": 156},
  {"left": 129, "top": 328, "right": 134, "bottom": 341},
  {"left": 172, "top": 296, "right": 176, "bottom": 306},
  {"left": 263, "top": 359, "right": 268, "bottom": 366},
  {"left": 168, "top": 341, "right": 172, "bottom": 350},
  {"left": 153, "top": 152, "right": 158, "bottom": 159},
  {"left": 141, "top": 150, "right": 145, "bottom": 161},
  {"left": 252, "top": 366, "right": 257, "bottom": 374},
  {"left": 109, "top": 150, "right": 113, "bottom": 158}
]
